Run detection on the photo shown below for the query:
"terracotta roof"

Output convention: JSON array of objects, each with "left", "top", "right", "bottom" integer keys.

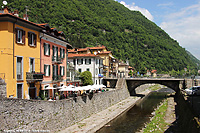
[
  {"left": 68, "top": 54, "right": 99, "bottom": 58},
  {"left": 78, "top": 48, "right": 89, "bottom": 51},
  {"left": 151, "top": 70, "right": 157, "bottom": 73},
  {"left": 97, "top": 51, "right": 111, "bottom": 54},
  {"left": 0, "top": 13, "right": 44, "bottom": 29},
  {"left": 89, "top": 45, "right": 106, "bottom": 50},
  {"left": 128, "top": 66, "right": 133, "bottom": 69}
]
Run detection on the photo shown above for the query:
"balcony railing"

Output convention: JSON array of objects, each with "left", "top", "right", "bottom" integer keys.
[
  {"left": 26, "top": 72, "right": 44, "bottom": 81},
  {"left": 52, "top": 56, "right": 63, "bottom": 64},
  {"left": 52, "top": 75, "right": 63, "bottom": 82}
]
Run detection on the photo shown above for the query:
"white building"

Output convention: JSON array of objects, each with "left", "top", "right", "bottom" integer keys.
[{"left": 68, "top": 53, "right": 103, "bottom": 85}]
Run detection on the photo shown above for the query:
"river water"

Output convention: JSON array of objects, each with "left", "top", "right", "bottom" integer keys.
[{"left": 96, "top": 88, "right": 174, "bottom": 133}]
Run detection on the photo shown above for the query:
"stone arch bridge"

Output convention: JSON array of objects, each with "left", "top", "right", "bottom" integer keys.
[{"left": 103, "top": 78, "right": 186, "bottom": 96}]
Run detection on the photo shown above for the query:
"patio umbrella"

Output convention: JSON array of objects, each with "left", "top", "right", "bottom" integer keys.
[
  {"left": 99, "top": 84, "right": 106, "bottom": 88},
  {"left": 59, "top": 86, "right": 74, "bottom": 91},
  {"left": 44, "top": 87, "right": 57, "bottom": 90}
]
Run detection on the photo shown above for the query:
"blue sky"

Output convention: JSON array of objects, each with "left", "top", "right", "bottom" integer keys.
[{"left": 115, "top": 0, "right": 200, "bottom": 60}]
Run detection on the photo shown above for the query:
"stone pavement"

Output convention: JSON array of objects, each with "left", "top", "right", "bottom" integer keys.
[{"left": 59, "top": 96, "right": 141, "bottom": 133}]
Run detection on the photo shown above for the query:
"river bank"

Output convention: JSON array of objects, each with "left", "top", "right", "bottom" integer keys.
[{"left": 59, "top": 89, "right": 152, "bottom": 133}]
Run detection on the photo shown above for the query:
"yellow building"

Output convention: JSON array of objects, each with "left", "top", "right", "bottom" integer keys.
[{"left": 0, "top": 8, "right": 43, "bottom": 99}]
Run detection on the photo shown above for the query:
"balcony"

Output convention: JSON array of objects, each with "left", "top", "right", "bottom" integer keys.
[
  {"left": 26, "top": 72, "right": 44, "bottom": 82},
  {"left": 52, "top": 56, "right": 63, "bottom": 64},
  {"left": 52, "top": 75, "right": 63, "bottom": 82}
]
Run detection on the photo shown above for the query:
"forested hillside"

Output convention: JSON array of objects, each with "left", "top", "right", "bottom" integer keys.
[{"left": 4, "top": 0, "right": 199, "bottom": 73}]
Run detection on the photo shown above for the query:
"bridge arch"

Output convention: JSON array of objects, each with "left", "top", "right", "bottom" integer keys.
[{"left": 126, "top": 78, "right": 185, "bottom": 96}]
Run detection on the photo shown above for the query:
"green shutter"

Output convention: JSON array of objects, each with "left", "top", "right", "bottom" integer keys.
[
  {"left": 63, "top": 66, "right": 65, "bottom": 76},
  {"left": 53, "top": 65, "right": 55, "bottom": 79},
  {"left": 63, "top": 49, "right": 65, "bottom": 58},
  {"left": 44, "top": 43, "right": 46, "bottom": 55},
  {"left": 60, "top": 48, "right": 62, "bottom": 58},
  {"left": 56, "top": 65, "right": 58, "bottom": 76},
  {"left": 60, "top": 66, "right": 61, "bottom": 76},
  {"left": 52, "top": 46, "right": 54, "bottom": 56},
  {"left": 48, "top": 44, "right": 50, "bottom": 55}
]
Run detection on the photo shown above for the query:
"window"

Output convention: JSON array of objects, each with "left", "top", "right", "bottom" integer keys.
[
  {"left": 29, "top": 58, "right": 35, "bottom": 73},
  {"left": 44, "top": 64, "right": 50, "bottom": 76},
  {"left": 78, "top": 68, "right": 82, "bottom": 73},
  {"left": 60, "top": 66, "right": 65, "bottom": 76},
  {"left": 87, "top": 68, "right": 90, "bottom": 72},
  {"left": 17, "top": 57, "right": 23, "bottom": 80},
  {"left": 28, "top": 32, "right": 36, "bottom": 47},
  {"left": 77, "top": 59, "right": 83, "bottom": 65},
  {"left": 60, "top": 48, "right": 65, "bottom": 59},
  {"left": 96, "top": 68, "right": 98, "bottom": 75},
  {"left": 52, "top": 46, "right": 58, "bottom": 61},
  {"left": 16, "top": 28, "right": 25, "bottom": 44},
  {"left": 85, "top": 59, "right": 91, "bottom": 65},
  {"left": 44, "top": 43, "right": 50, "bottom": 56},
  {"left": 96, "top": 59, "right": 99, "bottom": 64}
]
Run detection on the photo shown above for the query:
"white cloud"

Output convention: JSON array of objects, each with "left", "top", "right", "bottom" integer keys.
[
  {"left": 160, "top": 2, "right": 200, "bottom": 59},
  {"left": 157, "top": 2, "right": 174, "bottom": 7},
  {"left": 119, "top": 1, "right": 153, "bottom": 21}
]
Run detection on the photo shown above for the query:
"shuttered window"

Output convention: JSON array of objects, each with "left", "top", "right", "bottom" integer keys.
[
  {"left": 44, "top": 43, "right": 50, "bottom": 56},
  {"left": 44, "top": 64, "right": 50, "bottom": 76},
  {"left": 16, "top": 28, "right": 25, "bottom": 44},
  {"left": 60, "top": 66, "right": 65, "bottom": 76},
  {"left": 28, "top": 32, "right": 37, "bottom": 47}
]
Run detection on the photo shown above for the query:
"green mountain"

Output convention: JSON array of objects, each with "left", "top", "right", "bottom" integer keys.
[{"left": 4, "top": 0, "right": 199, "bottom": 73}]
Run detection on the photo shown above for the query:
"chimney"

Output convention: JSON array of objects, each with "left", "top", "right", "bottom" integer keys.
[
  {"left": 13, "top": 10, "right": 19, "bottom": 17},
  {"left": 23, "top": 14, "right": 29, "bottom": 21},
  {"left": 3, "top": 6, "right": 9, "bottom": 13}
]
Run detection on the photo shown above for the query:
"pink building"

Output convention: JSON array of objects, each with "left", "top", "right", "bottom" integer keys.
[{"left": 39, "top": 23, "right": 72, "bottom": 98}]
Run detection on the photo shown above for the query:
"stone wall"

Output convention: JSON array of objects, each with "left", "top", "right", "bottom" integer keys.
[
  {"left": 0, "top": 84, "right": 130, "bottom": 132},
  {"left": 0, "top": 79, "right": 6, "bottom": 98}
]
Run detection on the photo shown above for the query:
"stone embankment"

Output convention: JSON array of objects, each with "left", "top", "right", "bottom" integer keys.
[{"left": 0, "top": 79, "right": 130, "bottom": 132}]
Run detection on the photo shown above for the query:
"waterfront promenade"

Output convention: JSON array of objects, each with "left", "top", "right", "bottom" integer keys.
[{"left": 59, "top": 89, "right": 151, "bottom": 133}]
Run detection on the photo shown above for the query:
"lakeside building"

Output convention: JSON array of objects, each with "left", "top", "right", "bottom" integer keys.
[
  {"left": 0, "top": 7, "right": 72, "bottom": 99},
  {"left": 68, "top": 45, "right": 119, "bottom": 78},
  {"left": 68, "top": 54, "right": 103, "bottom": 85},
  {"left": 38, "top": 23, "right": 72, "bottom": 98},
  {"left": 0, "top": 7, "right": 44, "bottom": 99},
  {"left": 118, "top": 62, "right": 129, "bottom": 78}
]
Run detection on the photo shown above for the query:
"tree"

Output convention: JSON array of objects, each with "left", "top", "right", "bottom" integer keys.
[
  {"left": 128, "top": 70, "right": 133, "bottom": 77},
  {"left": 80, "top": 71, "right": 93, "bottom": 86}
]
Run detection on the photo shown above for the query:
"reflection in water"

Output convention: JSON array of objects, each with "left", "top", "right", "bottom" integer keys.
[{"left": 96, "top": 88, "right": 174, "bottom": 133}]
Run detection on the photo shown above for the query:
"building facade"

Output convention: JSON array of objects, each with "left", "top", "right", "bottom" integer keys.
[
  {"left": 0, "top": 8, "right": 43, "bottom": 99},
  {"left": 39, "top": 23, "right": 72, "bottom": 98},
  {"left": 68, "top": 54, "right": 103, "bottom": 85}
]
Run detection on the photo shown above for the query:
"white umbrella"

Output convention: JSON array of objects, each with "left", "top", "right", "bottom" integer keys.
[
  {"left": 59, "top": 86, "right": 74, "bottom": 91},
  {"left": 92, "top": 84, "right": 101, "bottom": 90},
  {"left": 44, "top": 87, "right": 57, "bottom": 90},
  {"left": 68, "top": 84, "right": 75, "bottom": 88},
  {"left": 99, "top": 84, "right": 106, "bottom": 88}
]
